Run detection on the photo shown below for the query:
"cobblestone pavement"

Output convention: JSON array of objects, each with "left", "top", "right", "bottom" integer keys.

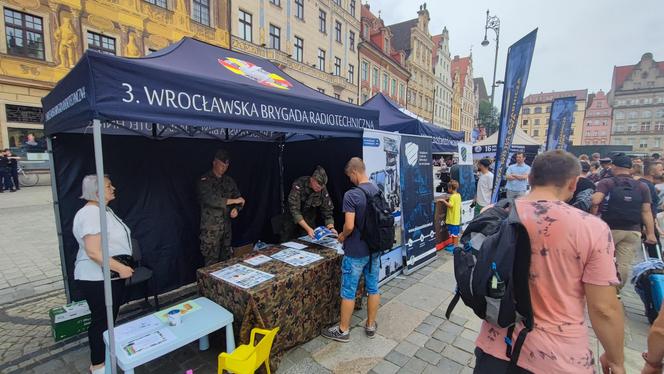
[
  {"left": 6, "top": 251, "right": 652, "bottom": 374},
  {"left": 0, "top": 183, "right": 62, "bottom": 305}
]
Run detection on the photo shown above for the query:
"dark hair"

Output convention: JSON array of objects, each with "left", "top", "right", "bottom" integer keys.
[
  {"left": 652, "top": 153, "right": 661, "bottom": 159},
  {"left": 214, "top": 149, "right": 230, "bottom": 162},
  {"left": 580, "top": 160, "right": 591, "bottom": 173},
  {"left": 590, "top": 161, "right": 600, "bottom": 170},
  {"left": 530, "top": 150, "right": 580, "bottom": 188},
  {"left": 478, "top": 158, "right": 491, "bottom": 168},
  {"left": 448, "top": 180, "right": 459, "bottom": 191},
  {"left": 515, "top": 152, "right": 525, "bottom": 158},
  {"left": 644, "top": 158, "right": 662, "bottom": 176}
]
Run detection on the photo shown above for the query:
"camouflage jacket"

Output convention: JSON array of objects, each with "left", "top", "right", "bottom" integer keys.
[
  {"left": 197, "top": 170, "right": 242, "bottom": 229},
  {"left": 288, "top": 176, "right": 334, "bottom": 227}
]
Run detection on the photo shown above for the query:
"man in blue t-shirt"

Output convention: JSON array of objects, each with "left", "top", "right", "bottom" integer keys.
[
  {"left": 505, "top": 152, "right": 531, "bottom": 199},
  {"left": 322, "top": 157, "right": 380, "bottom": 343}
]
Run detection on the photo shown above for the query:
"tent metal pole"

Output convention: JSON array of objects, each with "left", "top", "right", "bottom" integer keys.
[
  {"left": 278, "top": 139, "right": 285, "bottom": 214},
  {"left": 92, "top": 119, "right": 117, "bottom": 374},
  {"left": 46, "top": 137, "right": 71, "bottom": 302}
]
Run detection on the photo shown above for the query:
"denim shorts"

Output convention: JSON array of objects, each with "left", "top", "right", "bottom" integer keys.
[{"left": 340, "top": 254, "right": 380, "bottom": 300}]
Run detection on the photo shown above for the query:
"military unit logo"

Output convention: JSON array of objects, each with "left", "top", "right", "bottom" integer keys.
[{"left": 218, "top": 57, "right": 293, "bottom": 90}]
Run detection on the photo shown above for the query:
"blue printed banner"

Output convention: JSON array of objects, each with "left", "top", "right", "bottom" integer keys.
[
  {"left": 491, "top": 29, "right": 538, "bottom": 203},
  {"left": 545, "top": 96, "right": 576, "bottom": 151}
]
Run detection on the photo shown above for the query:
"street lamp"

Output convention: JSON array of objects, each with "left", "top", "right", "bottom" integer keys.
[{"left": 482, "top": 9, "right": 500, "bottom": 111}]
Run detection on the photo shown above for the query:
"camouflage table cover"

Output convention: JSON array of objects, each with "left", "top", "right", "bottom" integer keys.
[{"left": 197, "top": 243, "right": 359, "bottom": 371}]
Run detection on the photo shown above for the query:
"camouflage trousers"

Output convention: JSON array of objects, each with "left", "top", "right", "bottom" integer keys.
[{"left": 200, "top": 227, "right": 232, "bottom": 267}]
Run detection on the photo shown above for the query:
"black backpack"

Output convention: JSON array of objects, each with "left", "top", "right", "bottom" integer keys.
[
  {"left": 602, "top": 177, "right": 644, "bottom": 227},
  {"left": 357, "top": 185, "right": 395, "bottom": 253},
  {"left": 445, "top": 199, "right": 534, "bottom": 369}
]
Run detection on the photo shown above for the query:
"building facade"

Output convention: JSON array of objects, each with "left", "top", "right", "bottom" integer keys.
[
  {"left": 519, "top": 89, "right": 588, "bottom": 146},
  {"left": 432, "top": 27, "right": 451, "bottom": 128},
  {"left": 230, "top": 0, "right": 359, "bottom": 104},
  {"left": 582, "top": 90, "right": 612, "bottom": 146},
  {"left": 387, "top": 3, "right": 434, "bottom": 121},
  {"left": 450, "top": 71, "right": 460, "bottom": 133},
  {"left": 357, "top": 4, "right": 408, "bottom": 106},
  {"left": 450, "top": 55, "right": 475, "bottom": 142},
  {"left": 0, "top": 0, "right": 230, "bottom": 149},
  {"left": 609, "top": 53, "right": 664, "bottom": 153}
]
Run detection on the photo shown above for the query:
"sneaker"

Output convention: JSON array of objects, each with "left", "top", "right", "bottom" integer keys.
[
  {"left": 365, "top": 321, "right": 377, "bottom": 339},
  {"left": 321, "top": 325, "right": 350, "bottom": 343}
]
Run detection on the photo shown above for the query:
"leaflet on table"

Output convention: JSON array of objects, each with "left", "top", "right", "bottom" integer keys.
[
  {"left": 244, "top": 254, "right": 273, "bottom": 266},
  {"left": 114, "top": 314, "right": 163, "bottom": 343},
  {"left": 281, "top": 241, "right": 309, "bottom": 250},
  {"left": 154, "top": 300, "right": 202, "bottom": 324},
  {"left": 271, "top": 248, "right": 323, "bottom": 267},
  {"left": 299, "top": 235, "right": 344, "bottom": 254},
  {"left": 122, "top": 328, "right": 176, "bottom": 357},
  {"left": 312, "top": 226, "right": 337, "bottom": 241},
  {"left": 211, "top": 264, "right": 275, "bottom": 289}
]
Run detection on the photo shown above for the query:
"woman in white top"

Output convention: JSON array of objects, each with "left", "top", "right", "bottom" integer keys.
[{"left": 73, "top": 175, "right": 134, "bottom": 374}]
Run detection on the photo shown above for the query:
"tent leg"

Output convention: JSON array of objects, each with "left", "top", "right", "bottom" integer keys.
[
  {"left": 46, "top": 137, "right": 71, "bottom": 302},
  {"left": 278, "top": 141, "right": 285, "bottom": 213},
  {"left": 93, "top": 119, "right": 117, "bottom": 374}
]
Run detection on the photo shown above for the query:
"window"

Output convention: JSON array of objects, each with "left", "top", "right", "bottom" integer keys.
[
  {"left": 640, "top": 138, "right": 648, "bottom": 148},
  {"left": 317, "top": 88, "right": 325, "bottom": 94},
  {"left": 348, "top": 98, "right": 354, "bottom": 104},
  {"left": 642, "top": 111, "right": 652, "bottom": 118},
  {"left": 361, "top": 60, "right": 368, "bottom": 81},
  {"left": 192, "top": 0, "right": 210, "bottom": 26},
  {"left": 349, "top": 31, "right": 355, "bottom": 50},
  {"left": 238, "top": 10, "right": 252, "bottom": 42},
  {"left": 384, "top": 38, "right": 390, "bottom": 53},
  {"left": 362, "top": 93, "right": 368, "bottom": 103},
  {"left": 372, "top": 67, "right": 378, "bottom": 87},
  {"left": 534, "top": 107, "right": 542, "bottom": 114},
  {"left": 4, "top": 8, "right": 45, "bottom": 60},
  {"left": 534, "top": 119, "right": 540, "bottom": 126},
  {"left": 87, "top": 31, "right": 116, "bottom": 55},
  {"left": 641, "top": 123, "right": 650, "bottom": 132},
  {"left": 334, "top": 93, "right": 340, "bottom": 99},
  {"left": 350, "top": 0, "right": 356, "bottom": 16},
  {"left": 657, "top": 109, "right": 664, "bottom": 118},
  {"left": 269, "top": 24, "right": 280, "bottom": 50},
  {"left": 335, "top": 21, "right": 342, "bottom": 43},
  {"left": 615, "top": 111, "right": 625, "bottom": 119},
  {"left": 144, "top": 0, "right": 168, "bottom": 8},
  {"left": 333, "top": 0, "right": 341, "bottom": 5},
  {"left": 533, "top": 129, "right": 539, "bottom": 137},
  {"left": 334, "top": 57, "right": 341, "bottom": 76},
  {"left": 270, "top": 0, "right": 280, "bottom": 6},
  {"left": 399, "top": 83, "right": 404, "bottom": 101},
  {"left": 522, "top": 120, "right": 528, "bottom": 126},
  {"left": 522, "top": 107, "right": 530, "bottom": 115},
  {"left": 348, "top": 64, "right": 354, "bottom": 83},
  {"left": 382, "top": 73, "right": 388, "bottom": 92},
  {"left": 294, "top": 36, "right": 303, "bottom": 62},
  {"left": 319, "top": 10, "right": 326, "bottom": 33},
  {"left": 654, "top": 138, "right": 662, "bottom": 148},
  {"left": 628, "top": 111, "right": 637, "bottom": 119},
  {"left": 317, "top": 49, "right": 326, "bottom": 71},
  {"left": 5, "top": 104, "right": 42, "bottom": 123},
  {"left": 295, "top": 0, "right": 304, "bottom": 19},
  {"left": 391, "top": 78, "right": 396, "bottom": 96}
]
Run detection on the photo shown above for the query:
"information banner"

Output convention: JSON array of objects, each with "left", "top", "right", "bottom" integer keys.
[
  {"left": 457, "top": 143, "right": 475, "bottom": 224},
  {"left": 400, "top": 134, "right": 437, "bottom": 271},
  {"left": 545, "top": 96, "right": 576, "bottom": 151},
  {"left": 362, "top": 129, "right": 404, "bottom": 282}
]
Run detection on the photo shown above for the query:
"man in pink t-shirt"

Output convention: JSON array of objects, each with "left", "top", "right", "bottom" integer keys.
[{"left": 474, "top": 150, "right": 626, "bottom": 374}]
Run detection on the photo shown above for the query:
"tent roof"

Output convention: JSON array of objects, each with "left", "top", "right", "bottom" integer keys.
[
  {"left": 42, "top": 38, "right": 378, "bottom": 139},
  {"left": 362, "top": 93, "right": 464, "bottom": 153},
  {"left": 474, "top": 127, "right": 541, "bottom": 147}
]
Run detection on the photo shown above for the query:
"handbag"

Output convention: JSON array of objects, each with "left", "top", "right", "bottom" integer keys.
[{"left": 110, "top": 254, "right": 137, "bottom": 279}]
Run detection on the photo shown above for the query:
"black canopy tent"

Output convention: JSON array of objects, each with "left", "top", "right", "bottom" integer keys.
[{"left": 42, "top": 38, "right": 378, "bottom": 369}]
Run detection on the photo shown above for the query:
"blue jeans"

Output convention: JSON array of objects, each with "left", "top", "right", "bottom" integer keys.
[{"left": 340, "top": 254, "right": 380, "bottom": 300}]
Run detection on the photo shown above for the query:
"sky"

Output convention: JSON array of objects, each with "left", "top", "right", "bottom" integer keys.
[{"left": 368, "top": 0, "right": 664, "bottom": 104}]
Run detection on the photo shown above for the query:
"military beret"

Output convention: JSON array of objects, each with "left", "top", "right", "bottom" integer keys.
[
  {"left": 312, "top": 166, "right": 328, "bottom": 185},
  {"left": 214, "top": 149, "right": 230, "bottom": 162}
]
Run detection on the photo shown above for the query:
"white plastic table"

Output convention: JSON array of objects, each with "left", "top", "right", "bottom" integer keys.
[{"left": 103, "top": 297, "right": 235, "bottom": 374}]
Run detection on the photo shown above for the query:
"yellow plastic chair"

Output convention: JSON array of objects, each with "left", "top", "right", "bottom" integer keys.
[{"left": 218, "top": 327, "right": 280, "bottom": 374}]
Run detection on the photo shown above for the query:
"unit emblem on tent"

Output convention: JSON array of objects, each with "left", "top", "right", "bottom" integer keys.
[{"left": 218, "top": 57, "right": 293, "bottom": 90}]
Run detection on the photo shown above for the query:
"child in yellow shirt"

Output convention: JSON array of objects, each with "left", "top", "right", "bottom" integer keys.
[{"left": 442, "top": 180, "right": 462, "bottom": 245}]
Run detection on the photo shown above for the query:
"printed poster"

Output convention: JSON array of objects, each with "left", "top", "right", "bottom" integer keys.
[
  {"left": 457, "top": 143, "right": 475, "bottom": 224},
  {"left": 399, "top": 134, "right": 436, "bottom": 271},
  {"left": 363, "top": 129, "right": 404, "bottom": 282}
]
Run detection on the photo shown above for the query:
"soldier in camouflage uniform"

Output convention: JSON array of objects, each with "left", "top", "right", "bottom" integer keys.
[
  {"left": 287, "top": 166, "right": 336, "bottom": 238},
  {"left": 198, "top": 149, "right": 245, "bottom": 266}
]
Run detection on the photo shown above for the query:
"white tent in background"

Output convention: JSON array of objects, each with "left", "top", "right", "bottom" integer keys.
[{"left": 474, "top": 127, "right": 541, "bottom": 147}]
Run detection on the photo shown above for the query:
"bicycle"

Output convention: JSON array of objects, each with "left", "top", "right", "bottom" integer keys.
[{"left": 17, "top": 164, "right": 39, "bottom": 187}]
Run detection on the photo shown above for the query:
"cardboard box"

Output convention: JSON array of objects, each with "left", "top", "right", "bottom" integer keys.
[{"left": 49, "top": 300, "right": 92, "bottom": 342}]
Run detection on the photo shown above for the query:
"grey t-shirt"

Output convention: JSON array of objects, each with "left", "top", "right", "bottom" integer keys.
[{"left": 342, "top": 182, "right": 380, "bottom": 258}]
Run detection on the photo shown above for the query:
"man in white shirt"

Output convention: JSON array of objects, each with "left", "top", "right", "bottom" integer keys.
[{"left": 474, "top": 158, "right": 494, "bottom": 216}]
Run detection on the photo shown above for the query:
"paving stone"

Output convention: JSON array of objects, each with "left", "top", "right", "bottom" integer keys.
[
  {"left": 432, "top": 329, "right": 458, "bottom": 344},
  {"left": 414, "top": 322, "right": 436, "bottom": 336},
  {"left": 448, "top": 314, "right": 469, "bottom": 327},
  {"left": 311, "top": 328, "right": 397, "bottom": 372},
  {"left": 394, "top": 341, "right": 419, "bottom": 357},
  {"left": 373, "top": 301, "right": 428, "bottom": 341},
  {"left": 279, "top": 357, "right": 332, "bottom": 374},
  {"left": 371, "top": 359, "right": 400, "bottom": 374},
  {"left": 301, "top": 336, "right": 328, "bottom": 354},
  {"left": 406, "top": 331, "right": 429, "bottom": 347},
  {"left": 424, "top": 337, "right": 446, "bottom": 353},
  {"left": 402, "top": 357, "right": 428, "bottom": 374},
  {"left": 442, "top": 345, "right": 473, "bottom": 366},
  {"left": 423, "top": 315, "right": 445, "bottom": 328},
  {"left": 415, "top": 347, "right": 442, "bottom": 365},
  {"left": 435, "top": 357, "right": 464, "bottom": 373},
  {"left": 452, "top": 336, "right": 476, "bottom": 354},
  {"left": 394, "top": 283, "right": 451, "bottom": 313},
  {"left": 440, "top": 321, "right": 465, "bottom": 335},
  {"left": 385, "top": 350, "right": 410, "bottom": 367}
]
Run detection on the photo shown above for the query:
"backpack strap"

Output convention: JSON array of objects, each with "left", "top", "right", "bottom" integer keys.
[
  {"left": 508, "top": 328, "right": 529, "bottom": 371},
  {"left": 444, "top": 292, "right": 461, "bottom": 320}
]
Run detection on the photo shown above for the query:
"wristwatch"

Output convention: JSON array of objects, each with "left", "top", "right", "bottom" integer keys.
[{"left": 642, "top": 352, "right": 664, "bottom": 368}]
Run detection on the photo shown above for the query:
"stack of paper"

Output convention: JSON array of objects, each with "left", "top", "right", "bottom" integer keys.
[
  {"left": 211, "top": 264, "right": 275, "bottom": 289},
  {"left": 271, "top": 248, "right": 324, "bottom": 267},
  {"left": 299, "top": 235, "right": 344, "bottom": 254}
]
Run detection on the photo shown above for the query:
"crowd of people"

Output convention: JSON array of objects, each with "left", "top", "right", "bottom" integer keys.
[{"left": 0, "top": 149, "right": 21, "bottom": 193}]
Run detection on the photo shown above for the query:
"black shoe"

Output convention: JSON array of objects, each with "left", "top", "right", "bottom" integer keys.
[
  {"left": 321, "top": 325, "right": 350, "bottom": 343},
  {"left": 365, "top": 321, "right": 377, "bottom": 339},
  {"left": 9, "top": 189, "right": 16, "bottom": 192}
]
